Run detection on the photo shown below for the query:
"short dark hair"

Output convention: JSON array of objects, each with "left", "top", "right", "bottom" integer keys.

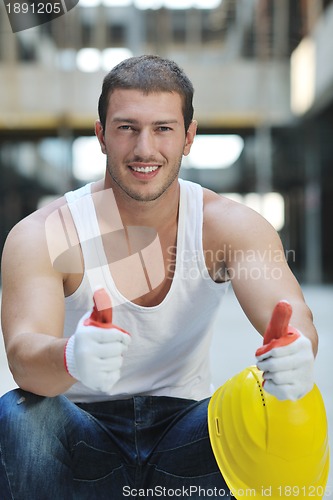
[{"left": 98, "top": 55, "right": 194, "bottom": 133}]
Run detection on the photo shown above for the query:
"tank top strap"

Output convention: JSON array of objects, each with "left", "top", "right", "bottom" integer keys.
[
  {"left": 178, "top": 178, "right": 203, "bottom": 252},
  {"left": 65, "top": 183, "right": 110, "bottom": 292}
]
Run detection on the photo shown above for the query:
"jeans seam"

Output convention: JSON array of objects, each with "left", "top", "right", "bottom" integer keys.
[
  {"left": 149, "top": 435, "right": 209, "bottom": 455},
  {"left": 133, "top": 399, "right": 140, "bottom": 466},
  {"left": 0, "top": 442, "right": 14, "bottom": 500},
  {"left": 71, "top": 439, "right": 119, "bottom": 451},
  {"left": 147, "top": 464, "right": 222, "bottom": 480},
  {"left": 73, "top": 463, "right": 125, "bottom": 483}
]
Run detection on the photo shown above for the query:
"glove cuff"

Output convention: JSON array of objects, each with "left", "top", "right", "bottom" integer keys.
[{"left": 64, "top": 335, "right": 78, "bottom": 380}]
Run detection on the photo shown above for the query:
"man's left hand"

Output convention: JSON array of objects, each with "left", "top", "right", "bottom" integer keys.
[{"left": 255, "top": 301, "right": 315, "bottom": 401}]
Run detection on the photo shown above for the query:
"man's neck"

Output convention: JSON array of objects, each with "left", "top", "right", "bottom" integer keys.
[{"left": 92, "top": 177, "right": 180, "bottom": 230}]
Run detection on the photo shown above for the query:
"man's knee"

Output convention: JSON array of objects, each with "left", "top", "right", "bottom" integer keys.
[
  {"left": 0, "top": 389, "right": 69, "bottom": 440},
  {"left": 1, "top": 388, "right": 53, "bottom": 415},
  {"left": 0, "top": 390, "right": 77, "bottom": 498},
  {"left": 1, "top": 388, "right": 45, "bottom": 407}
]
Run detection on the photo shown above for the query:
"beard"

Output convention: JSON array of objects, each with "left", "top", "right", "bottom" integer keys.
[{"left": 105, "top": 155, "right": 183, "bottom": 202}]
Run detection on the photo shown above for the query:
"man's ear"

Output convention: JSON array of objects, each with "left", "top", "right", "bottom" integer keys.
[
  {"left": 95, "top": 120, "right": 107, "bottom": 155},
  {"left": 183, "top": 120, "right": 198, "bottom": 156}
]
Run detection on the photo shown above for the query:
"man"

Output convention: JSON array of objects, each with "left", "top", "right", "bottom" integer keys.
[{"left": 0, "top": 55, "right": 316, "bottom": 499}]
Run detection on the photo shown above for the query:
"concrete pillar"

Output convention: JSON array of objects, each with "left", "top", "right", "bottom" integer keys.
[
  {"left": 305, "top": 0, "right": 324, "bottom": 33},
  {"left": 92, "top": 5, "right": 107, "bottom": 51},
  {"left": 154, "top": 8, "right": 172, "bottom": 56},
  {"left": 185, "top": 8, "right": 202, "bottom": 52},
  {"left": 126, "top": 6, "right": 145, "bottom": 56},
  {"left": 303, "top": 124, "right": 323, "bottom": 283},
  {"left": 0, "top": 8, "right": 18, "bottom": 63},
  {"left": 254, "top": 125, "right": 273, "bottom": 196},
  {"left": 272, "top": 0, "right": 289, "bottom": 58}
]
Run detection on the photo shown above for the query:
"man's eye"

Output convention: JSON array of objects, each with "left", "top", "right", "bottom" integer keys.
[
  {"left": 158, "top": 126, "right": 172, "bottom": 132},
  {"left": 119, "top": 125, "right": 132, "bottom": 130}
]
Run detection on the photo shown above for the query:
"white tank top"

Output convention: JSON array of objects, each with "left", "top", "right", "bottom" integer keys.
[{"left": 63, "top": 179, "right": 228, "bottom": 402}]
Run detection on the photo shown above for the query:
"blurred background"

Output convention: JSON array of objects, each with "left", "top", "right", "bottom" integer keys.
[
  {"left": 0, "top": 0, "right": 333, "bottom": 281},
  {"left": 0, "top": 0, "right": 332, "bottom": 494}
]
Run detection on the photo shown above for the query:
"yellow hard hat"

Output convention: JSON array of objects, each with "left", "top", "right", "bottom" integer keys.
[{"left": 208, "top": 366, "right": 329, "bottom": 499}]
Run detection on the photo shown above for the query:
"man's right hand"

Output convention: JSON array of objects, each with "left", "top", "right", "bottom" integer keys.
[{"left": 64, "top": 311, "right": 131, "bottom": 393}]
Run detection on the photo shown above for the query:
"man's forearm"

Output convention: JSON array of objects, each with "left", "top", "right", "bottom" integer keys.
[{"left": 6, "top": 332, "right": 75, "bottom": 397}]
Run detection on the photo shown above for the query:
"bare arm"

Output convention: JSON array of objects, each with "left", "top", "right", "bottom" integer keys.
[
  {"left": 204, "top": 193, "right": 318, "bottom": 355},
  {"left": 1, "top": 204, "right": 76, "bottom": 397}
]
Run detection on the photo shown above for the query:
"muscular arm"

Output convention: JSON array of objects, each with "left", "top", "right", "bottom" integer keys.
[
  {"left": 204, "top": 192, "right": 318, "bottom": 356},
  {"left": 1, "top": 203, "right": 76, "bottom": 397}
]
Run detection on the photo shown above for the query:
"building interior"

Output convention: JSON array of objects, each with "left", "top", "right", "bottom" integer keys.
[{"left": 1, "top": 0, "right": 333, "bottom": 283}]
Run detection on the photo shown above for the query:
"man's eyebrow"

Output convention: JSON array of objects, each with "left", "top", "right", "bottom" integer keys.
[
  {"left": 152, "top": 120, "right": 179, "bottom": 125},
  {"left": 112, "top": 118, "right": 138, "bottom": 124},
  {"left": 111, "top": 118, "right": 179, "bottom": 125}
]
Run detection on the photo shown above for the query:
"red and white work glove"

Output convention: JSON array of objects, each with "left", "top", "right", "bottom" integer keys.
[
  {"left": 64, "top": 288, "right": 131, "bottom": 393},
  {"left": 255, "top": 300, "right": 314, "bottom": 401}
]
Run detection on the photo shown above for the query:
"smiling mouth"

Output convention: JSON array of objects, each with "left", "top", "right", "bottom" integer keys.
[{"left": 129, "top": 165, "right": 160, "bottom": 173}]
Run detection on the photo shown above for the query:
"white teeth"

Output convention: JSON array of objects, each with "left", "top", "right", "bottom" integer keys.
[{"left": 131, "top": 166, "right": 159, "bottom": 173}]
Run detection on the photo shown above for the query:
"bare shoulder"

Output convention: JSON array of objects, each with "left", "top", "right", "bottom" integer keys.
[
  {"left": 1, "top": 195, "right": 78, "bottom": 279},
  {"left": 3, "top": 196, "right": 65, "bottom": 257},
  {"left": 202, "top": 188, "right": 283, "bottom": 256}
]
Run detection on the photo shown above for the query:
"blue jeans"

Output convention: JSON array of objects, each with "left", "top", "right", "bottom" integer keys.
[{"left": 0, "top": 389, "right": 231, "bottom": 499}]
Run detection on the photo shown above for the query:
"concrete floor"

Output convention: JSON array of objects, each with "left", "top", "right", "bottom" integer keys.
[{"left": 1, "top": 284, "right": 332, "bottom": 494}]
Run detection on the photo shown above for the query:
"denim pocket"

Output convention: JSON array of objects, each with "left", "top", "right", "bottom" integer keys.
[
  {"left": 149, "top": 437, "right": 219, "bottom": 477},
  {"left": 72, "top": 440, "right": 123, "bottom": 482}
]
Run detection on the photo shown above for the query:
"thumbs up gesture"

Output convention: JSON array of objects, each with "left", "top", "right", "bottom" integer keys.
[
  {"left": 255, "top": 301, "right": 314, "bottom": 401},
  {"left": 64, "top": 288, "right": 131, "bottom": 393}
]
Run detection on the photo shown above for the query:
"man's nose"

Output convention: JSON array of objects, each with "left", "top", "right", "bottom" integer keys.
[{"left": 133, "top": 130, "right": 156, "bottom": 158}]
